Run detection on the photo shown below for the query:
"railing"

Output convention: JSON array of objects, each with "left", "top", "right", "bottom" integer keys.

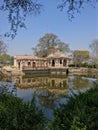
[{"left": 22, "top": 67, "right": 49, "bottom": 71}]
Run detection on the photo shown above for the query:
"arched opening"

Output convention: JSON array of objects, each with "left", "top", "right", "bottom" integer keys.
[
  {"left": 60, "top": 59, "right": 62, "bottom": 64},
  {"left": 52, "top": 59, "right": 55, "bottom": 67},
  {"left": 28, "top": 62, "right": 31, "bottom": 67},
  {"left": 63, "top": 59, "right": 67, "bottom": 66},
  {"left": 32, "top": 62, "right": 36, "bottom": 68},
  {"left": 18, "top": 62, "right": 20, "bottom": 69}
]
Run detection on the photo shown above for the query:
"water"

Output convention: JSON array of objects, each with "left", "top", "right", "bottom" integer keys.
[{"left": 0, "top": 74, "right": 97, "bottom": 119}]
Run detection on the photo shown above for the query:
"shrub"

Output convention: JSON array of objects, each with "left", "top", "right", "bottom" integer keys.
[
  {"left": 0, "top": 93, "right": 47, "bottom": 130},
  {"left": 52, "top": 83, "right": 98, "bottom": 130}
]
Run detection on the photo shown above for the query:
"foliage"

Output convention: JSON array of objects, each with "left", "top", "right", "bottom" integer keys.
[
  {"left": 52, "top": 83, "right": 98, "bottom": 130},
  {"left": 0, "top": 54, "right": 14, "bottom": 65},
  {"left": 73, "top": 50, "right": 90, "bottom": 67},
  {"left": 1, "top": 0, "right": 97, "bottom": 38},
  {"left": 81, "top": 63, "right": 95, "bottom": 68},
  {"left": 32, "top": 33, "right": 70, "bottom": 57},
  {"left": 68, "top": 64, "right": 75, "bottom": 67},
  {"left": 0, "top": 93, "right": 47, "bottom": 130},
  {"left": 0, "top": 0, "right": 42, "bottom": 39},
  {"left": 57, "top": 0, "right": 98, "bottom": 19}
]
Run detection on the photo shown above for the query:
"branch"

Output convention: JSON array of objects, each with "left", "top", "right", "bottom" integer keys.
[{"left": 0, "top": 0, "right": 42, "bottom": 39}]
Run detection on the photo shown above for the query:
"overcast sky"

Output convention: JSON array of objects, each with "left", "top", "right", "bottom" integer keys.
[{"left": 0, "top": 0, "right": 98, "bottom": 56}]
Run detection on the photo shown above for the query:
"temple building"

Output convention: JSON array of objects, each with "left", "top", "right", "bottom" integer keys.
[{"left": 14, "top": 50, "right": 69, "bottom": 74}]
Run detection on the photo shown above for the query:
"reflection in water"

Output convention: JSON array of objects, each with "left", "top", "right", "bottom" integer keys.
[
  {"left": 14, "top": 76, "right": 68, "bottom": 90},
  {"left": 13, "top": 76, "right": 69, "bottom": 118},
  {"left": 0, "top": 74, "right": 97, "bottom": 119}
]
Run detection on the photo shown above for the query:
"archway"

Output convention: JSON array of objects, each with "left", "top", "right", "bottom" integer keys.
[
  {"left": 52, "top": 59, "right": 55, "bottom": 67},
  {"left": 32, "top": 62, "right": 36, "bottom": 68}
]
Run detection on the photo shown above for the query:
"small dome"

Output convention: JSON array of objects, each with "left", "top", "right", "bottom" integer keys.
[{"left": 47, "top": 50, "right": 67, "bottom": 58}]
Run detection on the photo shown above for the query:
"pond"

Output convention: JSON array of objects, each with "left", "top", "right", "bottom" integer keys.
[{"left": 0, "top": 74, "right": 97, "bottom": 119}]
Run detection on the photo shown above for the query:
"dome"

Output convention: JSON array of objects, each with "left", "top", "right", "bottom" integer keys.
[{"left": 47, "top": 50, "right": 68, "bottom": 58}]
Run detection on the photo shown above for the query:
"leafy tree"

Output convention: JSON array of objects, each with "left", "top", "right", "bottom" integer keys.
[
  {"left": 73, "top": 50, "right": 90, "bottom": 67},
  {"left": 0, "top": 54, "right": 14, "bottom": 65},
  {"left": 0, "top": 0, "right": 97, "bottom": 38},
  {"left": 57, "top": 0, "right": 98, "bottom": 19},
  {"left": 32, "top": 33, "right": 70, "bottom": 57},
  {"left": 0, "top": 0, "right": 42, "bottom": 39}
]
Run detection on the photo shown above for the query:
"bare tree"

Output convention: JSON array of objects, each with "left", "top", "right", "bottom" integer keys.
[
  {"left": 89, "top": 39, "right": 98, "bottom": 67},
  {"left": 0, "top": 37, "right": 7, "bottom": 55},
  {"left": 89, "top": 39, "right": 98, "bottom": 56}
]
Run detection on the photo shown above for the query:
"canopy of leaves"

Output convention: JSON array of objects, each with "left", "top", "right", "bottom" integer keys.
[
  {"left": 32, "top": 33, "right": 70, "bottom": 57},
  {"left": 0, "top": 54, "right": 13, "bottom": 65},
  {"left": 58, "top": 0, "right": 98, "bottom": 19},
  {"left": 0, "top": 0, "right": 42, "bottom": 39},
  {"left": 0, "top": 0, "right": 98, "bottom": 38}
]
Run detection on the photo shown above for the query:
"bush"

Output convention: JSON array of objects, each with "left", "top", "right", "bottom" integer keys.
[
  {"left": 0, "top": 93, "right": 47, "bottom": 130},
  {"left": 52, "top": 83, "right": 98, "bottom": 130}
]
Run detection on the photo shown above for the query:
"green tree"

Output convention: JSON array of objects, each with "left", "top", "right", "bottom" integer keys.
[
  {"left": 32, "top": 33, "right": 70, "bottom": 57},
  {"left": 73, "top": 50, "right": 89, "bottom": 67},
  {"left": 0, "top": 54, "right": 14, "bottom": 65},
  {"left": 0, "top": 0, "right": 97, "bottom": 38}
]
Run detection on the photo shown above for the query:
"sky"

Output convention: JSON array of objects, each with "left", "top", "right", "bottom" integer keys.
[{"left": 0, "top": 0, "right": 98, "bottom": 56}]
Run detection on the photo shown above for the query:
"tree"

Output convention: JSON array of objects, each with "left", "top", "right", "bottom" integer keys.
[
  {"left": 57, "top": 0, "right": 98, "bottom": 19},
  {"left": 32, "top": 33, "right": 70, "bottom": 57},
  {"left": 0, "top": 38, "right": 7, "bottom": 55},
  {"left": 73, "top": 50, "right": 89, "bottom": 67},
  {"left": 0, "top": 0, "right": 97, "bottom": 38},
  {"left": 0, "top": 0, "right": 42, "bottom": 39},
  {"left": 89, "top": 39, "right": 98, "bottom": 56},
  {"left": 89, "top": 39, "right": 98, "bottom": 68},
  {"left": 0, "top": 54, "right": 14, "bottom": 65}
]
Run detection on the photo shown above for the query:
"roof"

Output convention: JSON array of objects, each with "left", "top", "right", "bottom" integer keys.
[{"left": 14, "top": 55, "right": 38, "bottom": 60}]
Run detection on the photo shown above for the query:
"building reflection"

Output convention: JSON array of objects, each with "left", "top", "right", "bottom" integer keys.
[
  {"left": 14, "top": 76, "right": 68, "bottom": 90},
  {"left": 13, "top": 75, "right": 96, "bottom": 110},
  {"left": 14, "top": 76, "right": 68, "bottom": 109}
]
